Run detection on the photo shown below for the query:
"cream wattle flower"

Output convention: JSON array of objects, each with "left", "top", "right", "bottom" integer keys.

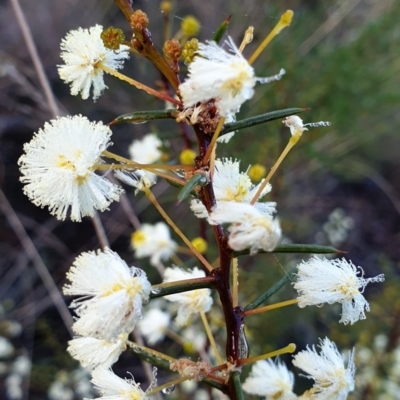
[
  {"left": 179, "top": 38, "right": 256, "bottom": 119},
  {"left": 190, "top": 158, "right": 272, "bottom": 219},
  {"left": 242, "top": 359, "right": 296, "bottom": 399},
  {"left": 64, "top": 248, "right": 151, "bottom": 340},
  {"left": 18, "top": 115, "right": 123, "bottom": 222},
  {"left": 163, "top": 267, "right": 213, "bottom": 326},
  {"left": 293, "top": 256, "right": 385, "bottom": 325},
  {"left": 292, "top": 337, "right": 355, "bottom": 400},
  {"left": 58, "top": 25, "right": 130, "bottom": 100}
]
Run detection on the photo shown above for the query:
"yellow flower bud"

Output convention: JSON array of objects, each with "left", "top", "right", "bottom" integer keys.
[
  {"left": 131, "top": 230, "right": 146, "bottom": 247},
  {"left": 248, "top": 164, "right": 266, "bottom": 181},
  {"left": 191, "top": 237, "right": 208, "bottom": 254},
  {"left": 181, "top": 15, "right": 201, "bottom": 37},
  {"left": 179, "top": 148, "right": 196, "bottom": 165}
]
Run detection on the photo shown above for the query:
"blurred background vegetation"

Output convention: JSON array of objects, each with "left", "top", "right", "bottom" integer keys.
[{"left": 1, "top": 0, "right": 399, "bottom": 398}]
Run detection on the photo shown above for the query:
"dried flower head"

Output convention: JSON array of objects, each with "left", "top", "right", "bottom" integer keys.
[
  {"left": 64, "top": 248, "right": 151, "bottom": 340},
  {"left": 170, "top": 359, "right": 212, "bottom": 381},
  {"left": 293, "top": 256, "right": 385, "bottom": 325},
  {"left": 18, "top": 115, "right": 123, "bottom": 222},
  {"left": 293, "top": 337, "right": 355, "bottom": 400},
  {"left": 58, "top": 25, "right": 129, "bottom": 100}
]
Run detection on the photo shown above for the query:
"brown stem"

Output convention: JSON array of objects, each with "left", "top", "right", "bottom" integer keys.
[
  {"left": 113, "top": 0, "right": 134, "bottom": 22},
  {"left": 193, "top": 125, "right": 243, "bottom": 398}
]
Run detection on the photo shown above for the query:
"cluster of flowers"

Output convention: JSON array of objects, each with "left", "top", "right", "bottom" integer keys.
[{"left": 16, "top": 10, "right": 386, "bottom": 399}]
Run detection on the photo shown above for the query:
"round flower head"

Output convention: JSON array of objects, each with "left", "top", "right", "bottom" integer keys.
[
  {"left": 128, "top": 133, "right": 163, "bottom": 184},
  {"left": 190, "top": 158, "right": 272, "bottom": 219},
  {"left": 138, "top": 308, "right": 170, "bottom": 345},
  {"left": 292, "top": 337, "right": 355, "bottom": 400},
  {"left": 293, "top": 256, "right": 385, "bottom": 325},
  {"left": 242, "top": 359, "right": 296, "bottom": 400},
  {"left": 208, "top": 201, "right": 281, "bottom": 254},
  {"left": 87, "top": 367, "right": 156, "bottom": 400},
  {"left": 63, "top": 248, "right": 151, "bottom": 340},
  {"left": 67, "top": 333, "right": 128, "bottom": 370},
  {"left": 58, "top": 25, "right": 130, "bottom": 100},
  {"left": 163, "top": 267, "right": 213, "bottom": 326},
  {"left": 179, "top": 38, "right": 256, "bottom": 118},
  {"left": 18, "top": 115, "right": 123, "bottom": 222},
  {"left": 131, "top": 222, "right": 177, "bottom": 267}
]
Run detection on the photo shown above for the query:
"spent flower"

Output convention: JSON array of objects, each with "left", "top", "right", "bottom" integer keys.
[
  {"left": 294, "top": 256, "right": 385, "bottom": 325},
  {"left": 18, "top": 115, "right": 123, "bottom": 222},
  {"left": 64, "top": 248, "right": 151, "bottom": 340},
  {"left": 58, "top": 25, "right": 130, "bottom": 100}
]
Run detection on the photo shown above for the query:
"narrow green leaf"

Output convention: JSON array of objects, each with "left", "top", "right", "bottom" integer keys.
[
  {"left": 231, "top": 371, "right": 244, "bottom": 400},
  {"left": 212, "top": 15, "right": 231, "bottom": 44},
  {"left": 244, "top": 268, "right": 298, "bottom": 311},
  {"left": 220, "top": 107, "right": 307, "bottom": 137},
  {"left": 233, "top": 243, "right": 341, "bottom": 257},
  {"left": 109, "top": 109, "right": 176, "bottom": 125},
  {"left": 178, "top": 174, "right": 208, "bottom": 203},
  {"left": 150, "top": 279, "right": 215, "bottom": 299}
]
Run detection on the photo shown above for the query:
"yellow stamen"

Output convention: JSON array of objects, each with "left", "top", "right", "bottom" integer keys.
[
  {"left": 238, "top": 343, "right": 296, "bottom": 366},
  {"left": 244, "top": 299, "right": 298, "bottom": 317},
  {"left": 248, "top": 10, "right": 293, "bottom": 65}
]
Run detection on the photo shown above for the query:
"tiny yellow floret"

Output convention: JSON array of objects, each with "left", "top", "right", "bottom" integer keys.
[
  {"left": 191, "top": 237, "right": 208, "bottom": 254},
  {"left": 179, "top": 148, "right": 196, "bottom": 165},
  {"left": 131, "top": 230, "right": 146, "bottom": 246},
  {"left": 248, "top": 164, "right": 266, "bottom": 181},
  {"left": 181, "top": 15, "right": 201, "bottom": 37}
]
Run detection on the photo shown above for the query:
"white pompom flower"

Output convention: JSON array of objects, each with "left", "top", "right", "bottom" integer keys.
[
  {"left": 18, "top": 115, "right": 123, "bottom": 222},
  {"left": 138, "top": 308, "right": 170, "bottom": 345},
  {"left": 67, "top": 333, "right": 128, "bottom": 370},
  {"left": 58, "top": 25, "right": 130, "bottom": 100},
  {"left": 128, "top": 133, "right": 163, "bottom": 184},
  {"left": 190, "top": 158, "right": 272, "bottom": 219},
  {"left": 208, "top": 201, "right": 281, "bottom": 254},
  {"left": 292, "top": 337, "right": 355, "bottom": 400},
  {"left": 87, "top": 367, "right": 156, "bottom": 400},
  {"left": 179, "top": 38, "right": 256, "bottom": 119},
  {"left": 242, "top": 359, "right": 297, "bottom": 400},
  {"left": 293, "top": 256, "right": 385, "bottom": 325},
  {"left": 64, "top": 248, "right": 151, "bottom": 340},
  {"left": 131, "top": 222, "right": 177, "bottom": 267},
  {"left": 163, "top": 267, "right": 213, "bottom": 326}
]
